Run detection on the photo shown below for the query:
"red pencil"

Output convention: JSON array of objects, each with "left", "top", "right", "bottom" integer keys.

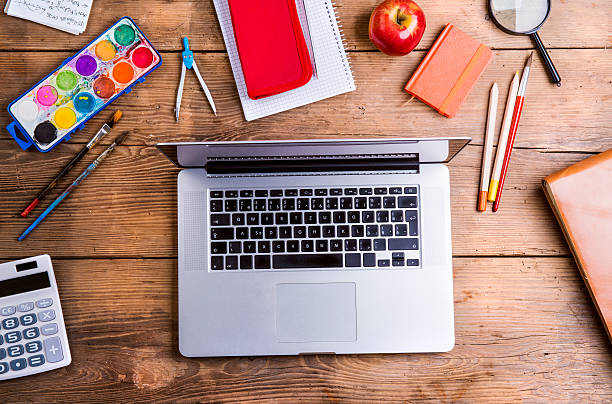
[{"left": 493, "top": 52, "right": 533, "bottom": 212}]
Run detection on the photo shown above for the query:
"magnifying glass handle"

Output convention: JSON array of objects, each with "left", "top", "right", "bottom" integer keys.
[{"left": 531, "top": 32, "right": 561, "bottom": 86}]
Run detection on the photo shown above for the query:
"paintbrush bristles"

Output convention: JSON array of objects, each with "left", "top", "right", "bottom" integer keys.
[
  {"left": 107, "top": 110, "right": 123, "bottom": 128},
  {"left": 114, "top": 131, "right": 129, "bottom": 145}
]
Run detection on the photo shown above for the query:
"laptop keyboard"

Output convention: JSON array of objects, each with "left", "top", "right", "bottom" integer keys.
[{"left": 208, "top": 186, "right": 421, "bottom": 271}]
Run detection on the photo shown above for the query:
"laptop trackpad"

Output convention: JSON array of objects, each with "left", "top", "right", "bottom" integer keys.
[{"left": 275, "top": 283, "right": 357, "bottom": 343}]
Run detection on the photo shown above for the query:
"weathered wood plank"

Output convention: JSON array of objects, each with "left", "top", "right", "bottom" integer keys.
[
  {"left": 0, "top": 258, "right": 609, "bottom": 402},
  {"left": 0, "top": 0, "right": 609, "bottom": 51},
  {"left": 1, "top": 50, "right": 611, "bottom": 152},
  {"left": 0, "top": 143, "right": 585, "bottom": 258}
]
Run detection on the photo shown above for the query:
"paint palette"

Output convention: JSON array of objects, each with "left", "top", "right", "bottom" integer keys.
[{"left": 7, "top": 17, "right": 162, "bottom": 152}]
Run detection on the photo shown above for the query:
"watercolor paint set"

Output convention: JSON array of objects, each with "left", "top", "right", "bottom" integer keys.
[{"left": 6, "top": 17, "right": 161, "bottom": 152}]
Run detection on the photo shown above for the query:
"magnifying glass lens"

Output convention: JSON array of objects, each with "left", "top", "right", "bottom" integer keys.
[{"left": 490, "top": 0, "right": 549, "bottom": 33}]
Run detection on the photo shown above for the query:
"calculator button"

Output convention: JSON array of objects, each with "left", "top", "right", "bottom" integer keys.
[
  {"left": 41, "top": 323, "right": 58, "bottom": 336},
  {"left": 28, "top": 355, "right": 45, "bottom": 367},
  {"left": 0, "top": 348, "right": 5, "bottom": 360},
  {"left": 7, "top": 344, "right": 24, "bottom": 357},
  {"left": 36, "top": 298, "right": 53, "bottom": 308},
  {"left": 38, "top": 309, "right": 56, "bottom": 322},
  {"left": 25, "top": 341, "right": 42, "bottom": 353},
  {"left": 20, "top": 314, "right": 37, "bottom": 327},
  {"left": 5, "top": 331, "right": 21, "bottom": 344},
  {"left": 0, "top": 306, "right": 16, "bottom": 316},
  {"left": 2, "top": 318, "right": 18, "bottom": 330},
  {"left": 0, "top": 334, "right": 3, "bottom": 345},
  {"left": 9, "top": 358, "right": 27, "bottom": 371},
  {"left": 0, "top": 362, "right": 8, "bottom": 374},
  {"left": 23, "top": 327, "right": 40, "bottom": 340},
  {"left": 44, "top": 336, "right": 64, "bottom": 363},
  {"left": 17, "top": 302, "right": 34, "bottom": 312}
]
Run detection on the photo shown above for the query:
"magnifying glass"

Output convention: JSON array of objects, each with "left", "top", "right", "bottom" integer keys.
[{"left": 489, "top": 0, "right": 561, "bottom": 86}]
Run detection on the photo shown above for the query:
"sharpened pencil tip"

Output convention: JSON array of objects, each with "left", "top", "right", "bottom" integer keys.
[
  {"left": 526, "top": 52, "right": 534, "bottom": 67},
  {"left": 114, "top": 131, "right": 129, "bottom": 145},
  {"left": 108, "top": 110, "right": 123, "bottom": 128}
]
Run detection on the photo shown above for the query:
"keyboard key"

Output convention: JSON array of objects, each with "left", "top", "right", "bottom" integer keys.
[
  {"left": 362, "top": 211, "right": 374, "bottom": 223},
  {"left": 275, "top": 212, "right": 289, "bottom": 225},
  {"left": 333, "top": 211, "right": 346, "bottom": 223},
  {"left": 315, "top": 189, "right": 328, "bottom": 196},
  {"left": 297, "top": 198, "right": 310, "bottom": 210},
  {"left": 8, "top": 345, "right": 23, "bottom": 357},
  {"left": 383, "top": 197, "right": 396, "bottom": 209},
  {"left": 308, "top": 226, "right": 321, "bottom": 238},
  {"left": 330, "top": 239, "right": 342, "bottom": 251},
  {"left": 294, "top": 226, "right": 306, "bottom": 238},
  {"left": 404, "top": 187, "right": 417, "bottom": 194},
  {"left": 312, "top": 198, "right": 324, "bottom": 210},
  {"left": 247, "top": 213, "right": 259, "bottom": 225},
  {"left": 17, "top": 302, "right": 34, "bottom": 313},
  {"left": 388, "top": 238, "right": 419, "bottom": 250},
  {"left": 10, "top": 358, "right": 27, "bottom": 371},
  {"left": 5, "top": 331, "right": 21, "bottom": 344},
  {"left": 0, "top": 362, "right": 7, "bottom": 374},
  {"left": 255, "top": 255, "right": 271, "bottom": 269},
  {"left": 322, "top": 226, "right": 335, "bottom": 238},
  {"left": 407, "top": 259, "right": 420, "bottom": 266},
  {"left": 232, "top": 213, "right": 245, "bottom": 225},
  {"left": 374, "top": 187, "right": 387, "bottom": 195},
  {"left": 376, "top": 211, "right": 389, "bottom": 222},
  {"left": 406, "top": 210, "right": 419, "bottom": 236},
  {"left": 345, "top": 253, "right": 361, "bottom": 267},
  {"left": 250, "top": 227, "right": 264, "bottom": 239},
  {"left": 359, "top": 239, "right": 371, "bottom": 251},
  {"left": 239, "top": 199, "right": 252, "bottom": 211},
  {"left": 369, "top": 197, "right": 381, "bottom": 209},
  {"left": 229, "top": 242, "right": 241, "bottom": 254},
  {"left": 351, "top": 225, "right": 364, "bottom": 237},
  {"left": 301, "top": 240, "right": 314, "bottom": 252},
  {"left": 38, "top": 309, "right": 55, "bottom": 322},
  {"left": 210, "top": 200, "right": 223, "bottom": 212},
  {"left": 273, "top": 254, "right": 342, "bottom": 269},
  {"left": 225, "top": 190, "right": 238, "bottom": 198},
  {"left": 211, "top": 256, "right": 223, "bottom": 270},
  {"left": 25, "top": 341, "right": 43, "bottom": 353},
  {"left": 43, "top": 336, "right": 64, "bottom": 363},
  {"left": 254, "top": 199, "right": 266, "bottom": 211},
  {"left": 20, "top": 314, "right": 36, "bottom": 327},
  {"left": 225, "top": 256, "right": 238, "bottom": 270},
  {"left": 224, "top": 200, "right": 238, "bottom": 211},
  {"left": 279, "top": 227, "right": 292, "bottom": 238},
  {"left": 398, "top": 196, "right": 418, "bottom": 208},
  {"left": 272, "top": 241, "right": 285, "bottom": 253},
  {"left": 236, "top": 227, "right": 249, "bottom": 239},
  {"left": 344, "top": 188, "right": 358, "bottom": 195},
  {"left": 210, "top": 191, "right": 223, "bottom": 198},
  {"left": 337, "top": 226, "right": 349, "bottom": 237},
  {"left": 374, "top": 239, "right": 386, "bottom": 251},
  {"left": 287, "top": 240, "right": 299, "bottom": 252},
  {"left": 381, "top": 225, "right": 393, "bottom": 236},
  {"left": 319, "top": 212, "right": 331, "bottom": 223},
  {"left": 244, "top": 241, "right": 256, "bottom": 253},
  {"left": 282, "top": 199, "right": 295, "bottom": 210},
  {"left": 1, "top": 306, "right": 16, "bottom": 316},
  {"left": 261, "top": 213, "right": 274, "bottom": 225},
  {"left": 28, "top": 354, "right": 45, "bottom": 367},
  {"left": 378, "top": 259, "right": 390, "bottom": 267},
  {"left": 240, "top": 190, "right": 253, "bottom": 197},
  {"left": 290, "top": 212, "right": 303, "bottom": 224},
  {"left": 255, "top": 190, "right": 268, "bottom": 197},
  {"left": 390, "top": 187, "right": 402, "bottom": 194},
  {"left": 2, "top": 317, "right": 18, "bottom": 330},
  {"left": 299, "top": 189, "right": 313, "bottom": 196},
  {"left": 392, "top": 260, "right": 404, "bottom": 267},
  {"left": 325, "top": 198, "right": 338, "bottom": 210},
  {"left": 23, "top": 327, "right": 39, "bottom": 340},
  {"left": 340, "top": 197, "right": 353, "bottom": 209},
  {"left": 366, "top": 225, "right": 378, "bottom": 237},
  {"left": 211, "top": 214, "right": 230, "bottom": 226},
  {"left": 265, "top": 227, "right": 277, "bottom": 239},
  {"left": 391, "top": 210, "right": 403, "bottom": 222},
  {"left": 40, "top": 324, "right": 58, "bottom": 336},
  {"left": 240, "top": 255, "right": 253, "bottom": 270},
  {"left": 330, "top": 188, "right": 342, "bottom": 195},
  {"left": 316, "top": 240, "right": 328, "bottom": 252},
  {"left": 345, "top": 239, "right": 357, "bottom": 251},
  {"left": 268, "top": 199, "right": 281, "bottom": 211},
  {"left": 355, "top": 197, "right": 367, "bottom": 209},
  {"left": 348, "top": 211, "right": 360, "bottom": 223},
  {"left": 363, "top": 253, "right": 376, "bottom": 267},
  {"left": 211, "top": 228, "right": 234, "bottom": 240},
  {"left": 270, "top": 190, "right": 283, "bottom": 197},
  {"left": 395, "top": 224, "right": 408, "bottom": 236},
  {"left": 392, "top": 252, "right": 405, "bottom": 260},
  {"left": 359, "top": 188, "right": 373, "bottom": 195},
  {"left": 285, "top": 189, "right": 298, "bottom": 196},
  {"left": 258, "top": 241, "right": 271, "bottom": 253}
]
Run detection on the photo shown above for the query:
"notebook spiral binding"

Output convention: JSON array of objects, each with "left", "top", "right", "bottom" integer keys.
[{"left": 328, "top": 1, "right": 353, "bottom": 84}]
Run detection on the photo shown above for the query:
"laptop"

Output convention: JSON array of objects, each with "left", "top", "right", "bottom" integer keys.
[{"left": 157, "top": 137, "right": 470, "bottom": 357}]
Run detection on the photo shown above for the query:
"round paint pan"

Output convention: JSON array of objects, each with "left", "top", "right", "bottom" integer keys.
[
  {"left": 56, "top": 70, "right": 78, "bottom": 91},
  {"left": 112, "top": 62, "right": 134, "bottom": 84},
  {"left": 54, "top": 107, "right": 77, "bottom": 129},
  {"left": 34, "top": 121, "right": 58, "bottom": 144},
  {"left": 131, "top": 46, "right": 154, "bottom": 69},
  {"left": 73, "top": 92, "right": 96, "bottom": 114},
  {"left": 36, "top": 85, "right": 58, "bottom": 107},
  {"left": 95, "top": 40, "right": 117, "bottom": 61},
  {"left": 16, "top": 100, "right": 39, "bottom": 122},
  {"left": 114, "top": 24, "right": 136, "bottom": 46},
  {"left": 93, "top": 77, "right": 115, "bottom": 99},
  {"left": 75, "top": 55, "right": 98, "bottom": 77}
]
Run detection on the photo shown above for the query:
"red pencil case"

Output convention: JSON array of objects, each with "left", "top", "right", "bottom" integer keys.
[{"left": 228, "top": 0, "right": 313, "bottom": 100}]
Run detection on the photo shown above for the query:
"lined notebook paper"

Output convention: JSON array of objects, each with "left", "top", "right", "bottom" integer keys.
[
  {"left": 4, "top": 0, "right": 93, "bottom": 35},
  {"left": 213, "top": 0, "right": 355, "bottom": 121}
]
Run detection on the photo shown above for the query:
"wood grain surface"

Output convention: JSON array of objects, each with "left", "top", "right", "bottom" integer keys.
[{"left": 0, "top": 0, "right": 611, "bottom": 401}]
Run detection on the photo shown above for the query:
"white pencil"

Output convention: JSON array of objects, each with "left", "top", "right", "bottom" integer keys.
[
  {"left": 488, "top": 72, "right": 520, "bottom": 202},
  {"left": 478, "top": 82, "right": 499, "bottom": 211}
]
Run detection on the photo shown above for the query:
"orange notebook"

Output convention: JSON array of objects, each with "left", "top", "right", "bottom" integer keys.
[
  {"left": 543, "top": 149, "right": 612, "bottom": 343},
  {"left": 404, "top": 24, "right": 492, "bottom": 118}
]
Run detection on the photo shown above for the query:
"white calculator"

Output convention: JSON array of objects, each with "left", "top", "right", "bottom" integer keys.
[{"left": 0, "top": 255, "right": 71, "bottom": 380}]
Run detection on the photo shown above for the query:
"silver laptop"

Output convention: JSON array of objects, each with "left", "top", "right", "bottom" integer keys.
[{"left": 157, "top": 137, "right": 470, "bottom": 357}]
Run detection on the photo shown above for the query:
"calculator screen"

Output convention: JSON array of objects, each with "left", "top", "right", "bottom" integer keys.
[{"left": 0, "top": 271, "right": 51, "bottom": 298}]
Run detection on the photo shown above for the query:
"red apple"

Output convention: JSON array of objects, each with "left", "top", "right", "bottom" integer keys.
[{"left": 369, "top": 0, "right": 426, "bottom": 56}]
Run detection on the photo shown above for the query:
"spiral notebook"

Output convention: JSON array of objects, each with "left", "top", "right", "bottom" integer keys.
[{"left": 213, "top": 0, "right": 355, "bottom": 121}]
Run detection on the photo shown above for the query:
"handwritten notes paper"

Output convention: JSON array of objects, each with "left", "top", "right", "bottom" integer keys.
[{"left": 4, "top": 0, "right": 94, "bottom": 34}]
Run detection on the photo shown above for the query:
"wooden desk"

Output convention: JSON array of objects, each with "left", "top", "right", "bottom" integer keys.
[{"left": 1, "top": 0, "right": 611, "bottom": 401}]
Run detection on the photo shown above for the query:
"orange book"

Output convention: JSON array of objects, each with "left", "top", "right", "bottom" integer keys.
[
  {"left": 543, "top": 149, "right": 612, "bottom": 343},
  {"left": 404, "top": 24, "right": 492, "bottom": 118}
]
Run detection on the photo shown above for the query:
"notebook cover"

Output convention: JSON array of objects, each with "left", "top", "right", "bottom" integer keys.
[
  {"left": 404, "top": 23, "right": 492, "bottom": 118},
  {"left": 228, "top": 0, "right": 312, "bottom": 100},
  {"left": 542, "top": 149, "right": 612, "bottom": 343}
]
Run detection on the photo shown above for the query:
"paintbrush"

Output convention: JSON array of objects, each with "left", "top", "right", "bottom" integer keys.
[
  {"left": 18, "top": 131, "right": 130, "bottom": 241},
  {"left": 20, "top": 110, "right": 123, "bottom": 217}
]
